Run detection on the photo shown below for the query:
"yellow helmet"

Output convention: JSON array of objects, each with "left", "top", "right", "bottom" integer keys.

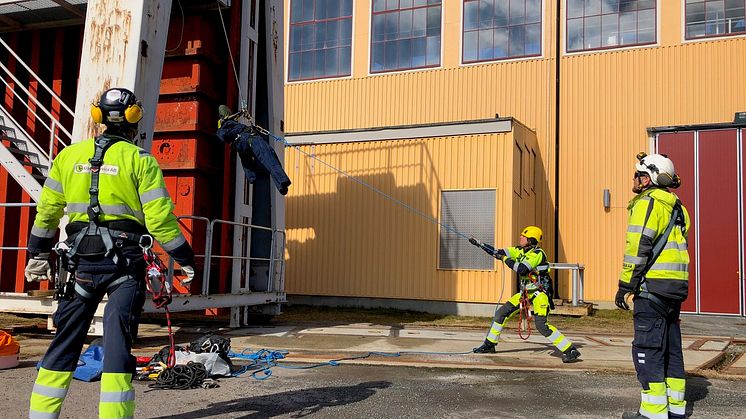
[{"left": 521, "top": 226, "right": 543, "bottom": 242}]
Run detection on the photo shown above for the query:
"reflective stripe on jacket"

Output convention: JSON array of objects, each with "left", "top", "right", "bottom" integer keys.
[
  {"left": 619, "top": 187, "right": 690, "bottom": 300},
  {"left": 505, "top": 245, "right": 551, "bottom": 285}
]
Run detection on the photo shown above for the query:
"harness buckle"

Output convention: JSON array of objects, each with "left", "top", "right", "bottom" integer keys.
[{"left": 139, "top": 234, "right": 154, "bottom": 250}]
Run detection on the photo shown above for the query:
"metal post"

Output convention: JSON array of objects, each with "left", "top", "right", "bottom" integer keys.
[{"left": 572, "top": 268, "right": 578, "bottom": 306}]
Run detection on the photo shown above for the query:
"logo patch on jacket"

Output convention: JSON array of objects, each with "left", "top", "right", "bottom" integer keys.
[{"left": 73, "top": 164, "right": 119, "bottom": 175}]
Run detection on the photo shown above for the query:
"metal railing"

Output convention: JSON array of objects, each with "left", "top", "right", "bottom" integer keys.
[
  {"left": 168, "top": 215, "right": 286, "bottom": 296},
  {"left": 550, "top": 263, "right": 585, "bottom": 307}
]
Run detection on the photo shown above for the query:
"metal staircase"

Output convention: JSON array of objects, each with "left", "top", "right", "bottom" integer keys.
[{"left": 0, "top": 36, "right": 74, "bottom": 202}]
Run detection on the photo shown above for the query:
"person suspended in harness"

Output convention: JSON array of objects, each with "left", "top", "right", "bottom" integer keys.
[
  {"left": 616, "top": 153, "right": 690, "bottom": 419},
  {"left": 469, "top": 226, "right": 581, "bottom": 363},
  {"left": 24, "top": 87, "right": 196, "bottom": 419},
  {"left": 215, "top": 106, "right": 291, "bottom": 196}
]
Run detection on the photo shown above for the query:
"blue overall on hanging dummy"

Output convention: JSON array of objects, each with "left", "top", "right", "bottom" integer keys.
[{"left": 217, "top": 120, "right": 292, "bottom": 195}]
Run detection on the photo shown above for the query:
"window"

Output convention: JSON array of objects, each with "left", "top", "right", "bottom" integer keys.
[
  {"left": 371, "top": 0, "right": 442, "bottom": 73},
  {"left": 685, "top": 0, "right": 746, "bottom": 39},
  {"left": 513, "top": 141, "right": 522, "bottom": 196},
  {"left": 288, "top": 0, "right": 353, "bottom": 81},
  {"left": 439, "top": 190, "right": 496, "bottom": 270},
  {"left": 567, "top": 0, "right": 656, "bottom": 52},
  {"left": 463, "top": 0, "right": 542, "bottom": 63}
]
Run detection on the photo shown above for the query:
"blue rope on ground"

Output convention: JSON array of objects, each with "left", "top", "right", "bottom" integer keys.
[{"left": 229, "top": 348, "right": 474, "bottom": 380}]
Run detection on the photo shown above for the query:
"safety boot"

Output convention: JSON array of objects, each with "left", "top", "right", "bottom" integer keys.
[
  {"left": 561, "top": 346, "right": 581, "bottom": 363},
  {"left": 472, "top": 340, "right": 496, "bottom": 354},
  {"left": 621, "top": 412, "right": 645, "bottom": 419}
]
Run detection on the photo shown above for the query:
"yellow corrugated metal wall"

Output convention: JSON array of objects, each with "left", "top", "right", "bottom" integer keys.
[
  {"left": 284, "top": 1, "right": 746, "bottom": 304},
  {"left": 284, "top": 127, "right": 540, "bottom": 302}
]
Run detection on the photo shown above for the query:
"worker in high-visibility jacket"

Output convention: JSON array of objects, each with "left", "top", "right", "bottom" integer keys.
[
  {"left": 25, "top": 87, "right": 195, "bottom": 419},
  {"left": 469, "top": 226, "right": 581, "bottom": 363},
  {"left": 616, "top": 152, "right": 690, "bottom": 419}
]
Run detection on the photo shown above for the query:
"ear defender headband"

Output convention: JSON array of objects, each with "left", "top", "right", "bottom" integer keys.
[{"left": 636, "top": 152, "right": 681, "bottom": 189}]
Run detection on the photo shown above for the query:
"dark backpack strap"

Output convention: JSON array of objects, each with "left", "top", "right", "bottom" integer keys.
[{"left": 637, "top": 199, "right": 683, "bottom": 293}]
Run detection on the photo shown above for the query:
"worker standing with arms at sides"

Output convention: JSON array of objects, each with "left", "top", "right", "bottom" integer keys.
[
  {"left": 25, "top": 87, "right": 196, "bottom": 419},
  {"left": 616, "top": 153, "right": 690, "bottom": 419},
  {"left": 469, "top": 226, "right": 581, "bottom": 363}
]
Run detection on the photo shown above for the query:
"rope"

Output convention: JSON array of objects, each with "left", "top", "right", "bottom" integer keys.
[
  {"left": 229, "top": 348, "right": 474, "bottom": 380},
  {"left": 148, "top": 362, "right": 209, "bottom": 390},
  {"left": 142, "top": 245, "right": 176, "bottom": 369}
]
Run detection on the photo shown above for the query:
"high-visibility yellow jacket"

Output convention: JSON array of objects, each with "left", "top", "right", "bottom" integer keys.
[
  {"left": 28, "top": 136, "right": 193, "bottom": 264},
  {"left": 502, "top": 245, "right": 551, "bottom": 289},
  {"left": 619, "top": 187, "right": 690, "bottom": 300}
]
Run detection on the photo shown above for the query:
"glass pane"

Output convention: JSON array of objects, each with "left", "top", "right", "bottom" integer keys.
[
  {"left": 341, "top": 19, "right": 352, "bottom": 46},
  {"left": 315, "top": 0, "right": 327, "bottom": 20},
  {"left": 385, "top": 40, "right": 398, "bottom": 69},
  {"left": 480, "top": 0, "right": 495, "bottom": 29},
  {"left": 413, "top": 8, "right": 427, "bottom": 36},
  {"left": 315, "top": 21, "right": 327, "bottom": 49},
  {"left": 637, "top": 8, "right": 656, "bottom": 43},
  {"left": 465, "top": 1, "right": 479, "bottom": 30},
  {"left": 619, "top": 0, "right": 637, "bottom": 12},
  {"left": 412, "top": 37, "right": 427, "bottom": 66},
  {"left": 290, "top": 26, "right": 301, "bottom": 52},
  {"left": 290, "top": 0, "right": 302, "bottom": 23},
  {"left": 387, "top": 13, "right": 400, "bottom": 40},
  {"left": 602, "top": 0, "right": 620, "bottom": 14},
  {"left": 300, "top": 50, "right": 314, "bottom": 78},
  {"left": 567, "top": 18, "right": 584, "bottom": 51},
  {"left": 494, "top": 27, "right": 509, "bottom": 58},
  {"left": 510, "top": 24, "right": 525, "bottom": 56},
  {"left": 302, "top": 0, "right": 314, "bottom": 21},
  {"left": 341, "top": 0, "right": 353, "bottom": 16},
  {"left": 686, "top": 1, "right": 707, "bottom": 38},
  {"left": 301, "top": 24, "right": 314, "bottom": 50},
  {"left": 373, "top": 14, "right": 385, "bottom": 42},
  {"left": 478, "top": 28, "right": 493, "bottom": 59},
  {"left": 373, "top": 0, "right": 386, "bottom": 13},
  {"left": 426, "top": 35, "right": 440, "bottom": 65},
  {"left": 414, "top": 0, "right": 427, "bottom": 5},
  {"left": 323, "top": 48, "right": 338, "bottom": 76},
  {"left": 601, "top": 13, "right": 619, "bottom": 46},
  {"left": 619, "top": 11, "right": 637, "bottom": 44},
  {"left": 526, "top": 0, "right": 542, "bottom": 24},
  {"left": 401, "top": 0, "right": 413, "bottom": 7},
  {"left": 525, "top": 22, "right": 541, "bottom": 55},
  {"left": 584, "top": 15, "right": 601, "bottom": 48},
  {"left": 706, "top": 0, "right": 726, "bottom": 35},
  {"left": 314, "top": 49, "right": 325, "bottom": 77},
  {"left": 289, "top": 53, "right": 301, "bottom": 80},
  {"left": 427, "top": 6, "right": 442, "bottom": 36},
  {"left": 326, "top": 20, "right": 339, "bottom": 48},
  {"left": 510, "top": 0, "right": 526, "bottom": 25},
  {"left": 371, "top": 42, "right": 385, "bottom": 71},
  {"left": 585, "top": 0, "right": 601, "bottom": 15},
  {"left": 398, "top": 38, "right": 412, "bottom": 68},
  {"left": 568, "top": 0, "right": 584, "bottom": 19},
  {"left": 463, "top": 30, "right": 478, "bottom": 61},
  {"left": 386, "top": 0, "right": 399, "bottom": 11},
  {"left": 399, "top": 9, "right": 413, "bottom": 38},
  {"left": 495, "top": 0, "right": 509, "bottom": 26},
  {"left": 327, "top": 0, "right": 341, "bottom": 18},
  {"left": 638, "top": 0, "right": 656, "bottom": 10},
  {"left": 339, "top": 46, "right": 351, "bottom": 74}
]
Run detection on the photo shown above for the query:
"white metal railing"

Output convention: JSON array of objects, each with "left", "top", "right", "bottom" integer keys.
[
  {"left": 167, "top": 216, "right": 286, "bottom": 296},
  {"left": 0, "top": 36, "right": 74, "bottom": 167},
  {"left": 550, "top": 263, "right": 585, "bottom": 307}
]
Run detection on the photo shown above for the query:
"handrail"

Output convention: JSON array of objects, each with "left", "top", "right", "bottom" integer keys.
[
  {"left": 0, "top": 37, "right": 75, "bottom": 118},
  {"left": 549, "top": 263, "right": 585, "bottom": 307},
  {"left": 0, "top": 61, "right": 73, "bottom": 148}
]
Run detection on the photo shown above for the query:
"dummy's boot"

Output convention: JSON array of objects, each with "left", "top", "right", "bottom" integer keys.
[
  {"left": 472, "top": 339, "right": 496, "bottom": 354},
  {"left": 561, "top": 346, "right": 581, "bottom": 363},
  {"left": 621, "top": 412, "right": 645, "bottom": 419}
]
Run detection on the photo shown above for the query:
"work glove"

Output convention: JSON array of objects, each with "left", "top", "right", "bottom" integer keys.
[
  {"left": 615, "top": 288, "right": 631, "bottom": 310},
  {"left": 468, "top": 237, "right": 480, "bottom": 246},
  {"left": 25, "top": 253, "right": 52, "bottom": 282},
  {"left": 181, "top": 265, "right": 195, "bottom": 286}
]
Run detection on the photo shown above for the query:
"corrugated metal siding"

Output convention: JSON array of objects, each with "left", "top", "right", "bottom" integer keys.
[
  {"left": 285, "top": 132, "right": 529, "bottom": 303},
  {"left": 559, "top": 38, "right": 746, "bottom": 302}
]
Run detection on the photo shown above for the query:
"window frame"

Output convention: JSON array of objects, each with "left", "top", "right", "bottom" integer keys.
[
  {"left": 683, "top": 0, "right": 746, "bottom": 41},
  {"left": 461, "top": 0, "right": 545, "bottom": 65},
  {"left": 286, "top": 0, "right": 355, "bottom": 83},
  {"left": 564, "top": 0, "right": 659, "bottom": 54},
  {"left": 368, "top": 0, "right": 444, "bottom": 75}
]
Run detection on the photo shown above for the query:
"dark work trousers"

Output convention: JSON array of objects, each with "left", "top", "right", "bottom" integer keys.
[
  {"left": 217, "top": 120, "right": 291, "bottom": 195},
  {"left": 41, "top": 252, "right": 146, "bottom": 376},
  {"left": 631, "top": 295, "right": 686, "bottom": 419}
]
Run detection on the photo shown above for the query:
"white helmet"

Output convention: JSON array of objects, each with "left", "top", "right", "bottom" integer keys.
[{"left": 635, "top": 152, "right": 680, "bottom": 188}]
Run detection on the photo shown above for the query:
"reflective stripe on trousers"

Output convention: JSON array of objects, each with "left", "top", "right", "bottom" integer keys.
[
  {"left": 546, "top": 326, "right": 572, "bottom": 352},
  {"left": 29, "top": 368, "right": 73, "bottom": 419},
  {"left": 666, "top": 377, "right": 686, "bottom": 417},
  {"left": 99, "top": 372, "right": 135, "bottom": 419},
  {"left": 639, "top": 382, "right": 668, "bottom": 419},
  {"left": 486, "top": 322, "right": 503, "bottom": 343}
]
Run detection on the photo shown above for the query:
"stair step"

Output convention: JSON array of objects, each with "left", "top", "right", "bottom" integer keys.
[
  {"left": 22, "top": 160, "right": 48, "bottom": 170},
  {"left": 7, "top": 147, "right": 37, "bottom": 158},
  {"left": 31, "top": 173, "right": 46, "bottom": 182}
]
